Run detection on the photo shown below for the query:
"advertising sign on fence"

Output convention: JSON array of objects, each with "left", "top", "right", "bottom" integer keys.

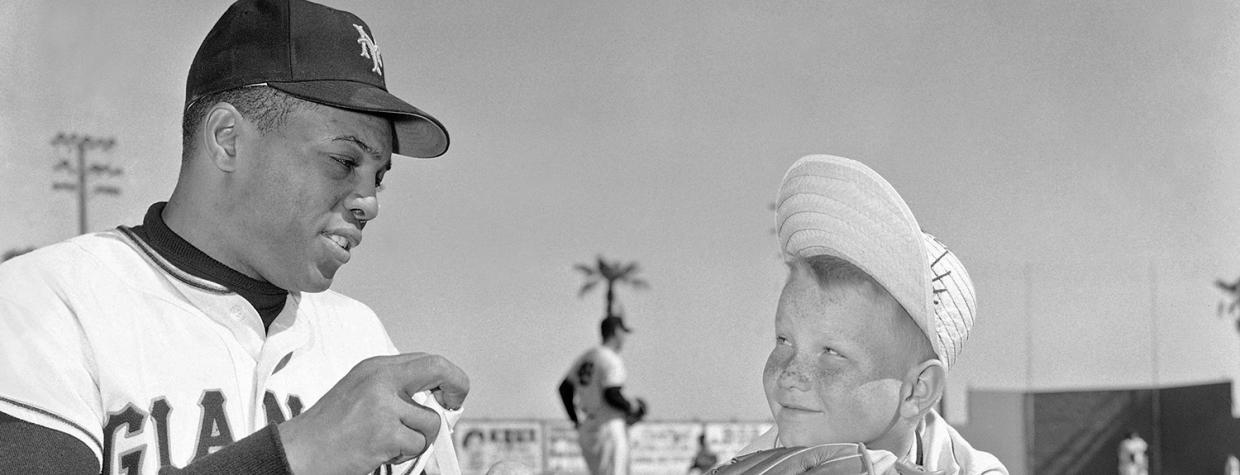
[
  {"left": 543, "top": 420, "right": 588, "bottom": 474},
  {"left": 453, "top": 419, "right": 771, "bottom": 474},
  {"left": 630, "top": 422, "right": 702, "bottom": 474},
  {"left": 704, "top": 422, "right": 773, "bottom": 465},
  {"left": 453, "top": 420, "right": 544, "bottom": 474}
]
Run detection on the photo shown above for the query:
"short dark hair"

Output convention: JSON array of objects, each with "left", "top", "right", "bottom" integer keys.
[
  {"left": 600, "top": 316, "right": 627, "bottom": 341},
  {"left": 181, "top": 86, "right": 310, "bottom": 157}
]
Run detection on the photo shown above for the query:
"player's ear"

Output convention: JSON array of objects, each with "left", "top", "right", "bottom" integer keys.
[
  {"left": 201, "top": 102, "right": 243, "bottom": 172},
  {"left": 899, "top": 359, "right": 946, "bottom": 419}
]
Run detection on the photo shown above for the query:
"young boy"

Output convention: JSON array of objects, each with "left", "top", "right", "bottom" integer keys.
[{"left": 724, "top": 155, "right": 1007, "bottom": 474}]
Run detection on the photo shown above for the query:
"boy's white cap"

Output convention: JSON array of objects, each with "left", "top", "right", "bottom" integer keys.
[{"left": 775, "top": 155, "right": 976, "bottom": 368}]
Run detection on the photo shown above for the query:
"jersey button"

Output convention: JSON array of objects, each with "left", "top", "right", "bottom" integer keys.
[{"left": 228, "top": 306, "right": 244, "bottom": 320}]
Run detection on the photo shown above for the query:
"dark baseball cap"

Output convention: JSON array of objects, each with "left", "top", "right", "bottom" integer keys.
[
  {"left": 601, "top": 315, "right": 632, "bottom": 334},
  {"left": 186, "top": 0, "right": 449, "bottom": 158}
]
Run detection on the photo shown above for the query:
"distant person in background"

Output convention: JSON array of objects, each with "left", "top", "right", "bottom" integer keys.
[
  {"left": 1118, "top": 431, "right": 1149, "bottom": 475},
  {"left": 1226, "top": 454, "right": 1239, "bottom": 475},
  {"left": 558, "top": 315, "right": 646, "bottom": 475},
  {"left": 709, "top": 155, "right": 1007, "bottom": 474},
  {"left": 687, "top": 431, "right": 719, "bottom": 475}
]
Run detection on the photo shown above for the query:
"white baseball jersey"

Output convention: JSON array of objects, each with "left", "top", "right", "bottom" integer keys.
[
  {"left": 565, "top": 346, "right": 627, "bottom": 423},
  {"left": 0, "top": 229, "right": 458, "bottom": 474}
]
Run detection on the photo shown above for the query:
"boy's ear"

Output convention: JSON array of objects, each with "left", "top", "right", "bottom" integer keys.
[
  {"left": 899, "top": 359, "right": 946, "bottom": 419},
  {"left": 201, "top": 102, "right": 243, "bottom": 172}
]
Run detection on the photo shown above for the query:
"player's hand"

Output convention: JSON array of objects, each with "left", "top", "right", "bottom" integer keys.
[
  {"left": 625, "top": 397, "right": 647, "bottom": 426},
  {"left": 706, "top": 444, "right": 886, "bottom": 475},
  {"left": 278, "top": 352, "right": 470, "bottom": 475}
]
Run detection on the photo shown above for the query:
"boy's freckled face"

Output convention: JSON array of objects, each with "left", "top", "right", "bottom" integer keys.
[{"left": 762, "top": 263, "right": 910, "bottom": 447}]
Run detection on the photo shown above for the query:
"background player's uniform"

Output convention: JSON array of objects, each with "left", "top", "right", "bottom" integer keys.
[
  {"left": 565, "top": 346, "right": 629, "bottom": 475},
  {"left": 0, "top": 229, "right": 458, "bottom": 475},
  {"left": 1118, "top": 435, "right": 1149, "bottom": 475}
]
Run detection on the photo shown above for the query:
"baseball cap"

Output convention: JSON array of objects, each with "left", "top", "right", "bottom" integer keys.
[
  {"left": 774, "top": 155, "right": 977, "bottom": 368},
  {"left": 186, "top": 0, "right": 449, "bottom": 158}
]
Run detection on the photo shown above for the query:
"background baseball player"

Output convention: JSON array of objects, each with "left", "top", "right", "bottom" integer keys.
[
  {"left": 1118, "top": 431, "right": 1150, "bottom": 475},
  {"left": 0, "top": 1, "right": 469, "bottom": 473},
  {"left": 558, "top": 315, "right": 647, "bottom": 475}
]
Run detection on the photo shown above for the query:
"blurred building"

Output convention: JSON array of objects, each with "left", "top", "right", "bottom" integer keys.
[{"left": 958, "top": 380, "right": 1240, "bottom": 475}]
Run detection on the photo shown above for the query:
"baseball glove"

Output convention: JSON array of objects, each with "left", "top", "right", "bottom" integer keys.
[
  {"left": 625, "top": 397, "right": 647, "bottom": 426},
  {"left": 706, "top": 444, "right": 894, "bottom": 475}
]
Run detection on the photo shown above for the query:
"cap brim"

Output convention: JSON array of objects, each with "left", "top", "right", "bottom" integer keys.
[
  {"left": 268, "top": 80, "right": 449, "bottom": 158},
  {"left": 775, "top": 155, "right": 933, "bottom": 353}
]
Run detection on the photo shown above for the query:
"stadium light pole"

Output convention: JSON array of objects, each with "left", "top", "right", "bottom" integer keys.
[{"left": 51, "top": 132, "right": 121, "bottom": 235}]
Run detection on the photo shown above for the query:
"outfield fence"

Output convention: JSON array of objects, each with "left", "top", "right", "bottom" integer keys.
[{"left": 451, "top": 419, "right": 771, "bottom": 475}]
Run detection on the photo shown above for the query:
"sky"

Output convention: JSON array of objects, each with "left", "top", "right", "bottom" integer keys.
[{"left": 2, "top": 1, "right": 1240, "bottom": 423}]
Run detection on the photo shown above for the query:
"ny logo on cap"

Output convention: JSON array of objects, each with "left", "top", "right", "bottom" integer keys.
[{"left": 353, "top": 24, "right": 383, "bottom": 76}]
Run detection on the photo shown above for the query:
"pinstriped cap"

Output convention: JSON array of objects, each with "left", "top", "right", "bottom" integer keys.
[
  {"left": 775, "top": 155, "right": 976, "bottom": 368},
  {"left": 922, "top": 232, "right": 975, "bottom": 368}
]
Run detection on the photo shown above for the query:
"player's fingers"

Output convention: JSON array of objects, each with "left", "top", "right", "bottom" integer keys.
[
  {"left": 384, "top": 423, "right": 429, "bottom": 466},
  {"left": 393, "top": 402, "right": 440, "bottom": 460},
  {"left": 389, "top": 353, "right": 470, "bottom": 409},
  {"left": 430, "top": 379, "right": 469, "bottom": 411},
  {"left": 401, "top": 398, "right": 443, "bottom": 441},
  {"left": 429, "top": 358, "right": 469, "bottom": 409}
]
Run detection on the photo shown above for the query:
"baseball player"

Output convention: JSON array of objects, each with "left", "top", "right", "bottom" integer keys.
[
  {"left": 0, "top": 1, "right": 469, "bottom": 474},
  {"left": 1118, "top": 431, "right": 1149, "bottom": 475},
  {"left": 558, "top": 315, "right": 645, "bottom": 475}
]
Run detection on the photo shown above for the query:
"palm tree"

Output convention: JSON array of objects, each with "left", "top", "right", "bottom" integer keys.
[
  {"left": 1217, "top": 276, "right": 1240, "bottom": 333},
  {"left": 575, "top": 255, "right": 649, "bottom": 318}
]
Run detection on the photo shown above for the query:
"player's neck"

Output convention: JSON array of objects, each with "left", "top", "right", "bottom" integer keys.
[
  {"left": 602, "top": 339, "right": 622, "bottom": 352},
  {"left": 165, "top": 182, "right": 218, "bottom": 249},
  {"left": 164, "top": 188, "right": 255, "bottom": 281}
]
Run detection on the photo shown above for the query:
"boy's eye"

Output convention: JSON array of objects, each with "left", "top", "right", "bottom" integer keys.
[
  {"left": 822, "top": 347, "right": 842, "bottom": 357},
  {"left": 333, "top": 156, "right": 358, "bottom": 170},
  {"left": 775, "top": 336, "right": 792, "bottom": 346}
]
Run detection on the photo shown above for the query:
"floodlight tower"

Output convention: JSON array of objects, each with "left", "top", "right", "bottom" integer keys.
[{"left": 51, "top": 132, "right": 121, "bottom": 235}]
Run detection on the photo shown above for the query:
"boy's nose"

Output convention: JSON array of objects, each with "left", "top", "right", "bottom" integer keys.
[{"left": 778, "top": 359, "right": 814, "bottom": 391}]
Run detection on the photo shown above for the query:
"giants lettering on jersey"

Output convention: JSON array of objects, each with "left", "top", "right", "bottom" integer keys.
[{"left": 100, "top": 390, "right": 302, "bottom": 474}]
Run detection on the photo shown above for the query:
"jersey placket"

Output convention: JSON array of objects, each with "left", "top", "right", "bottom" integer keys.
[
  {"left": 249, "top": 292, "right": 310, "bottom": 434},
  {"left": 176, "top": 283, "right": 268, "bottom": 432}
]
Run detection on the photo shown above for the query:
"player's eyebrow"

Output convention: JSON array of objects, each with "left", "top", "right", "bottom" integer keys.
[
  {"left": 332, "top": 135, "right": 392, "bottom": 170},
  {"left": 332, "top": 135, "right": 377, "bottom": 155}
]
